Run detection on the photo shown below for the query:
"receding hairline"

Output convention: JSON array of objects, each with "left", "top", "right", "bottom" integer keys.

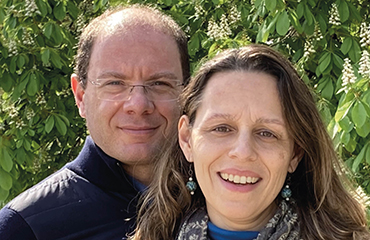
[{"left": 84, "top": 5, "right": 183, "bottom": 41}]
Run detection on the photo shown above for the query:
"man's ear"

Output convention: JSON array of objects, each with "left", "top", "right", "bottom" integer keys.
[
  {"left": 288, "top": 145, "right": 304, "bottom": 173},
  {"left": 178, "top": 115, "right": 193, "bottom": 163},
  {"left": 71, "top": 74, "right": 86, "bottom": 118}
]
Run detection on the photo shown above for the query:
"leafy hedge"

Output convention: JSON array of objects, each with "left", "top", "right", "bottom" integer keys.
[{"left": 1, "top": 0, "right": 369, "bottom": 206}]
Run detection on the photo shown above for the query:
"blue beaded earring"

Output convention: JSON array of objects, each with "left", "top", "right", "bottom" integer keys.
[
  {"left": 186, "top": 164, "right": 197, "bottom": 195},
  {"left": 281, "top": 175, "right": 292, "bottom": 201}
]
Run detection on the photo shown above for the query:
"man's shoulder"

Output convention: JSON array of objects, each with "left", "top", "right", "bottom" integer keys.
[{"left": 7, "top": 167, "right": 90, "bottom": 216}]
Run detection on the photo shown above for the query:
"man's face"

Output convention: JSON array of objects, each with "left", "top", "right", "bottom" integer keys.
[{"left": 72, "top": 27, "right": 183, "bottom": 182}]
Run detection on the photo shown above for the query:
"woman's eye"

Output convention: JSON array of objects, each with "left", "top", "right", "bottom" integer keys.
[{"left": 258, "top": 131, "right": 276, "bottom": 138}]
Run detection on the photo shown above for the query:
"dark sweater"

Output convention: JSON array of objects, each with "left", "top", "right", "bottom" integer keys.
[{"left": 0, "top": 136, "right": 143, "bottom": 240}]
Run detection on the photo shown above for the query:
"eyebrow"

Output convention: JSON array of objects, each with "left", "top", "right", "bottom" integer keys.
[
  {"left": 96, "top": 71, "right": 179, "bottom": 81},
  {"left": 203, "top": 113, "right": 285, "bottom": 126},
  {"left": 255, "top": 117, "right": 285, "bottom": 126}
]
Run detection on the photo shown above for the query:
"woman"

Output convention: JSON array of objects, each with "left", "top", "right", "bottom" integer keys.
[{"left": 133, "top": 44, "right": 370, "bottom": 239}]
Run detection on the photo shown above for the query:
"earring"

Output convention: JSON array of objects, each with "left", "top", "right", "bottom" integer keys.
[
  {"left": 281, "top": 175, "right": 292, "bottom": 201},
  {"left": 186, "top": 164, "right": 197, "bottom": 195}
]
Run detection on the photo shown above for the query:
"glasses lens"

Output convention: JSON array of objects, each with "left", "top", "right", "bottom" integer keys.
[{"left": 92, "top": 79, "right": 182, "bottom": 102}]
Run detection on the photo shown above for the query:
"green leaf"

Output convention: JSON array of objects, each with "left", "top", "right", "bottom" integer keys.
[
  {"left": 333, "top": 53, "right": 344, "bottom": 68},
  {"left": 54, "top": 2, "right": 66, "bottom": 21},
  {"left": 50, "top": 50, "right": 63, "bottom": 69},
  {"left": 304, "top": 5, "right": 314, "bottom": 26},
  {"left": 321, "top": 78, "right": 333, "bottom": 100},
  {"left": 338, "top": 0, "right": 349, "bottom": 22},
  {"left": 348, "top": 41, "right": 361, "bottom": 62},
  {"left": 35, "top": 0, "right": 48, "bottom": 17},
  {"left": 340, "top": 37, "right": 352, "bottom": 55},
  {"left": 276, "top": 11, "right": 290, "bottom": 36},
  {"left": 317, "top": 14, "right": 327, "bottom": 33},
  {"left": 0, "top": 168, "right": 13, "bottom": 191},
  {"left": 0, "top": 187, "right": 9, "bottom": 201},
  {"left": 51, "top": 24, "right": 64, "bottom": 45},
  {"left": 41, "top": 48, "right": 50, "bottom": 64},
  {"left": 318, "top": 52, "right": 331, "bottom": 73},
  {"left": 340, "top": 131, "right": 350, "bottom": 145},
  {"left": 9, "top": 57, "right": 17, "bottom": 73},
  {"left": 0, "top": 148, "right": 13, "bottom": 172},
  {"left": 0, "top": 72, "right": 14, "bottom": 92},
  {"left": 44, "top": 23, "right": 53, "bottom": 39},
  {"left": 344, "top": 137, "right": 357, "bottom": 153},
  {"left": 335, "top": 99, "right": 355, "bottom": 122},
  {"left": 338, "top": 116, "right": 354, "bottom": 133},
  {"left": 27, "top": 73, "right": 38, "bottom": 97},
  {"left": 366, "top": 145, "right": 370, "bottom": 165},
  {"left": 55, "top": 115, "right": 67, "bottom": 135},
  {"left": 45, "top": 115, "right": 55, "bottom": 133},
  {"left": 188, "top": 33, "right": 199, "bottom": 56},
  {"left": 67, "top": 1, "right": 79, "bottom": 19},
  {"left": 356, "top": 120, "right": 370, "bottom": 138},
  {"left": 352, "top": 145, "right": 367, "bottom": 172},
  {"left": 351, "top": 101, "right": 366, "bottom": 128},
  {"left": 265, "top": 0, "right": 276, "bottom": 12},
  {"left": 296, "top": 2, "right": 304, "bottom": 18},
  {"left": 17, "top": 55, "right": 26, "bottom": 69}
]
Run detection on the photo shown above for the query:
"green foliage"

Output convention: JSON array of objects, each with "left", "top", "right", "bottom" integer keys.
[
  {"left": 1, "top": 0, "right": 370, "bottom": 207},
  {"left": 0, "top": 0, "right": 109, "bottom": 206}
]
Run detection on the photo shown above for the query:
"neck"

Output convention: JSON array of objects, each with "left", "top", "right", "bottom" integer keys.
[{"left": 120, "top": 162, "right": 153, "bottom": 186}]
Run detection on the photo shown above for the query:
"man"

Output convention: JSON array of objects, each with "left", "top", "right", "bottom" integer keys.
[{"left": 0, "top": 5, "right": 189, "bottom": 239}]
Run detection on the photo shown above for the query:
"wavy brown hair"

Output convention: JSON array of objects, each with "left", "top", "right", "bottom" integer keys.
[{"left": 132, "top": 44, "right": 370, "bottom": 240}]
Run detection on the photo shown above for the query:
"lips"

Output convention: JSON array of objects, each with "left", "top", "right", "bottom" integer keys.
[
  {"left": 220, "top": 172, "right": 260, "bottom": 185},
  {"left": 119, "top": 125, "right": 159, "bottom": 135}
]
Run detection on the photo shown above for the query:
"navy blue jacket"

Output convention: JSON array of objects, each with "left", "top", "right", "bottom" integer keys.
[{"left": 0, "top": 136, "right": 143, "bottom": 240}]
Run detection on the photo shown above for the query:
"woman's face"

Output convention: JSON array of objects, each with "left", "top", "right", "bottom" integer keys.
[{"left": 179, "top": 70, "right": 301, "bottom": 231}]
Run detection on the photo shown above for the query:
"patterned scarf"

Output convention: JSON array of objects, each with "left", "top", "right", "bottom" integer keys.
[{"left": 176, "top": 200, "right": 301, "bottom": 240}]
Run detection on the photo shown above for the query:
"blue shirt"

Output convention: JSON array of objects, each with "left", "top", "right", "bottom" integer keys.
[{"left": 208, "top": 221, "right": 259, "bottom": 240}]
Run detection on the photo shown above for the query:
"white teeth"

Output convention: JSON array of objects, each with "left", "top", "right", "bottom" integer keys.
[{"left": 220, "top": 172, "right": 259, "bottom": 185}]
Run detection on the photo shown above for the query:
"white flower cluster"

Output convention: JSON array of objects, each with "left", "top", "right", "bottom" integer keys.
[
  {"left": 303, "top": 39, "right": 315, "bottom": 58},
  {"left": 359, "top": 50, "right": 370, "bottom": 79},
  {"left": 360, "top": 22, "right": 370, "bottom": 48},
  {"left": 22, "top": 28, "right": 35, "bottom": 46},
  {"left": 207, "top": 14, "right": 232, "bottom": 40},
  {"left": 26, "top": 108, "right": 36, "bottom": 121},
  {"left": 36, "top": 95, "right": 47, "bottom": 105},
  {"left": 354, "top": 186, "right": 370, "bottom": 206},
  {"left": 8, "top": 40, "right": 18, "bottom": 57},
  {"left": 328, "top": 4, "right": 341, "bottom": 26},
  {"left": 315, "top": 24, "right": 324, "bottom": 41},
  {"left": 228, "top": 5, "right": 241, "bottom": 25},
  {"left": 194, "top": 5, "right": 205, "bottom": 20},
  {"left": 341, "top": 58, "right": 356, "bottom": 87},
  {"left": 24, "top": 0, "right": 41, "bottom": 17}
]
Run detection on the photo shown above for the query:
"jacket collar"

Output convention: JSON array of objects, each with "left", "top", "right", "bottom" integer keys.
[{"left": 66, "top": 136, "right": 141, "bottom": 195}]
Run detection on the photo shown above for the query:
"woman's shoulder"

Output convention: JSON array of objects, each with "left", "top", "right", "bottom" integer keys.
[{"left": 176, "top": 207, "right": 209, "bottom": 240}]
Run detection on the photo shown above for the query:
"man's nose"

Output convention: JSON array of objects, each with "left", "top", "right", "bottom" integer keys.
[{"left": 122, "top": 86, "right": 155, "bottom": 115}]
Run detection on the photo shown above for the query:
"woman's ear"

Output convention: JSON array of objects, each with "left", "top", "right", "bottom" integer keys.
[
  {"left": 178, "top": 115, "right": 193, "bottom": 163},
  {"left": 71, "top": 74, "right": 86, "bottom": 118},
  {"left": 288, "top": 146, "right": 304, "bottom": 173}
]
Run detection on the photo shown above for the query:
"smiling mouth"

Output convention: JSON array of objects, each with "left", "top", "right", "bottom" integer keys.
[{"left": 220, "top": 173, "right": 260, "bottom": 185}]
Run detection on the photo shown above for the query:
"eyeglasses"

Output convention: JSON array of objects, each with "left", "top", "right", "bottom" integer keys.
[{"left": 88, "top": 78, "right": 183, "bottom": 102}]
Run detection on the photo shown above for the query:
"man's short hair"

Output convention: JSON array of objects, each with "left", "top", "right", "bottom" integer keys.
[{"left": 74, "top": 4, "right": 190, "bottom": 88}]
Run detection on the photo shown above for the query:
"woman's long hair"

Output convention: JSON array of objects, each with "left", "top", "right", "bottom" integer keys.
[{"left": 133, "top": 44, "right": 370, "bottom": 240}]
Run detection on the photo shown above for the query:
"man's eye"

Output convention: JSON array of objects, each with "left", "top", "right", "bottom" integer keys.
[
  {"left": 104, "top": 80, "right": 126, "bottom": 86},
  {"left": 148, "top": 80, "right": 175, "bottom": 88},
  {"left": 213, "top": 126, "right": 231, "bottom": 133}
]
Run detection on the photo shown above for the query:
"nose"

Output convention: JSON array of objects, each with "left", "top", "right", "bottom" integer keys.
[
  {"left": 122, "top": 86, "right": 155, "bottom": 115},
  {"left": 228, "top": 133, "right": 257, "bottom": 161}
]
